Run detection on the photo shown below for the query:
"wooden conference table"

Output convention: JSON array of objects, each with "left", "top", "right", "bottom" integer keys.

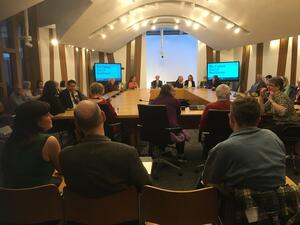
[{"left": 54, "top": 88, "right": 300, "bottom": 145}]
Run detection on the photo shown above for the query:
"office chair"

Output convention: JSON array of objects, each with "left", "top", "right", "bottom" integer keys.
[
  {"left": 199, "top": 109, "right": 232, "bottom": 160},
  {"left": 137, "top": 104, "right": 182, "bottom": 178},
  {"left": 0, "top": 184, "right": 63, "bottom": 225},
  {"left": 63, "top": 187, "right": 139, "bottom": 225},
  {"left": 279, "top": 125, "right": 300, "bottom": 174},
  {"left": 140, "top": 185, "right": 220, "bottom": 225},
  {"left": 98, "top": 103, "right": 121, "bottom": 141}
]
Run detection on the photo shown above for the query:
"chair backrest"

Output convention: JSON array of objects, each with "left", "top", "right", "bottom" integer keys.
[
  {"left": 63, "top": 187, "right": 139, "bottom": 225},
  {"left": 280, "top": 125, "right": 300, "bottom": 142},
  {"left": 0, "top": 184, "right": 63, "bottom": 224},
  {"left": 138, "top": 104, "right": 171, "bottom": 146},
  {"left": 140, "top": 185, "right": 219, "bottom": 225},
  {"left": 203, "top": 109, "right": 232, "bottom": 150}
]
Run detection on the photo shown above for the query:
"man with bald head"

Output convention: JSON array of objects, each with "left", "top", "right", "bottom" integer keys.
[
  {"left": 151, "top": 75, "right": 163, "bottom": 89},
  {"left": 60, "top": 100, "right": 150, "bottom": 197}
]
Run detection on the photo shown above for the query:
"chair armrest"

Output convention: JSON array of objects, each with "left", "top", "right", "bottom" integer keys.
[{"left": 165, "top": 127, "right": 182, "bottom": 132}]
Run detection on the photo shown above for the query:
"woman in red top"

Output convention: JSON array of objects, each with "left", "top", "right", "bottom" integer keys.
[{"left": 128, "top": 75, "right": 139, "bottom": 89}]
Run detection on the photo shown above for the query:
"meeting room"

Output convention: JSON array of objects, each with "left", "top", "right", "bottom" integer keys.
[{"left": 1, "top": 0, "right": 300, "bottom": 224}]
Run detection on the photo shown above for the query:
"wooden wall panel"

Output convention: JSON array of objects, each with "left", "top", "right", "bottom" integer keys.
[
  {"left": 134, "top": 35, "right": 142, "bottom": 85},
  {"left": 106, "top": 53, "right": 115, "bottom": 63},
  {"left": 240, "top": 45, "right": 251, "bottom": 92},
  {"left": 277, "top": 38, "right": 289, "bottom": 76},
  {"left": 85, "top": 50, "right": 92, "bottom": 89},
  {"left": 59, "top": 44, "right": 68, "bottom": 82},
  {"left": 126, "top": 41, "right": 132, "bottom": 84},
  {"left": 98, "top": 52, "right": 105, "bottom": 63},
  {"left": 256, "top": 43, "right": 263, "bottom": 80},
  {"left": 206, "top": 46, "right": 214, "bottom": 63},
  {"left": 49, "top": 28, "right": 54, "bottom": 80},
  {"left": 290, "top": 36, "right": 298, "bottom": 85},
  {"left": 78, "top": 49, "right": 83, "bottom": 92},
  {"left": 215, "top": 51, "right": 220, "bottom": 62}
]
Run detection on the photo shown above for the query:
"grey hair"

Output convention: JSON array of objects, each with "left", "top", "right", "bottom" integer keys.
[{"left": 216, "top": 84, "right": 231, "bottom": 100}]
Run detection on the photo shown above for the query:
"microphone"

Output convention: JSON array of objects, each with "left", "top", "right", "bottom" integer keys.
[{"left": 139, "top": 99, "right": 149, "bottom": 102}]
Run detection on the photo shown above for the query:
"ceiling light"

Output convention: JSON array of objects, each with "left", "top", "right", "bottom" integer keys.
[
  {"left": 120, "top": 16, "right": 128, "bottom": 24},
  {"left": 151, "top": 25, "right": 156, "bottom": 30},
  {"left": 174, "top": 25, "right": 179, "bottom": 30},
  {"left": 82, "top": 47, "right": 85, "bottom": 50},
  {"left": 213, "top": 15, "right": 221, "bottom": 22},
  {"left": 108, "top": 24, "right": 114, "bottom": 30},
  {"left": 234, "top": 27, "right": 240, "bottom": 34},
  {"left": 50, "top": 38, "right": 59, "bottom": 46},
  {"left": 75, "top": 47, "right": 79, "bottom": 52},
  {"left": 101, "top": 33, "right": 107, "bottom": 39},
  {"left": 226, "top": 23, "right": 234, "bottom": 29},
  {"left": 133, "top": 24, "right": 140, "bottom": 31},
  {"left": 142, "top": 20, "right": 148, "bottom": 27},
  {"left": 152, "top": 18, "right": 158, "bottom": 24},
  {"left": 86, "top": 49, "right": 89, "bottom": 52},
  {"left": 175, "top": 18, "right": 180, "bottom": 24},
  {"left": 202, "top": 10, "right": 210, "bottom": 17},
  {"left": 92, "top": 49, "right": 95, "bottom": 52},
  {"left": 193, "top": 23, "right": 200, "bottom": 30},
  {"left": 185, "top": 20, "right": 192, "bottom": 27}
]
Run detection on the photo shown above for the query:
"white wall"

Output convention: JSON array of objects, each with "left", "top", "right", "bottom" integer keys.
[
  {"left": 197, "top": 41, "right": 207, "bottom": 82},
  {"left": 38, "top": 27, "right": 50, "bottom": 82},
  {"left": 65, "top": 46, "right": 75, "bottom": 80}
]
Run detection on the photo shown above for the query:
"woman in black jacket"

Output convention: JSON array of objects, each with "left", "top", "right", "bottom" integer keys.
[{"left": 40, "top": 81, "right": 65, "bottom": 115}]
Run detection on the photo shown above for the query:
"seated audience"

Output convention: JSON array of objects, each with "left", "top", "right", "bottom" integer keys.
[
  {"left": 60, "top": 100, "right": 151, "bottom": 197},
  {"left": 59, "top": 79, "right": 86, "bottom": 109},
  {"left": 2, "top": 101, "right": 61, "bottom": 188},
  {"left": 127, "top": 75, "right": 139, "bottom": 89},
  {"left": 151, "top": 84, "right": 190, "bottom": 161},
  {"left": 89, "top": 82, "right": 117, "bottom": 123},
  {"left": 280, "top": 76, "right": 297, "bottom": 100},
  {"left": 7, "top": 85, "right": 28, "bottom": 113},
  {"left": 295, "top": 79, "right": 300, "bottom": 105},
  {"left": 247, "top": 74, "right": 266, "bottom": 96},
  {"left": 151, "top": 75, "right": 163, "bottom": 89},
  {"left": 184, "top": 74, "right": 195, "bottom": 88},
  {"left": 23, "top": 80, "right": 33, "bottom": 98},
  {"left": 199, "top": 84, "right": 231, "bottom": 132},
  {"left": 59, "top": 80, "right": 66, "bottom": 92},
  {"left": 34, "top": 80, "right": 44, "bottom": 96},
  {"left": 259, "top": 77, "right": 300, "bottom": 133},
  {"left": 105, "top": 78, "right": 119, "bottom": 93},
  {"left": 208, "top": 75, "right": 222, "bottom": 90},
  {"left": 40, "top": 80, "right": 65, "bottom": 115},
  {"left": 265, "top": 74, "right": 273, "bottom": 82},
  {"left": 202, "top": 96, "right": 285, "bottom": 191},
  {"left": 173, "top": 75, "right": 184, "bottom": 88},
  {"left": 199, "top": 76, "right": 207, "bottom": 88}
]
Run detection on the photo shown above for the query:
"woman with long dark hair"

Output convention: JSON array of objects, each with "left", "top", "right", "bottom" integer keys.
[
  {"left": 2, "top": 101, "right": 61, "bottom": 188},
  {"left": 40, "top": 80, "right": 65, "bottom": 115}
]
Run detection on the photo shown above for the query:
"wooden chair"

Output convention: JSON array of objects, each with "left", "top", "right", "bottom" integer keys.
[
  {"left": 63, "top": 187, "right": 139, "bottom": 225},
  {"left": 0, "top": 184, "right": 63, "bottom": 224},
  {"left": 140, "top": 185, "right": 219, "bottom": 225}
]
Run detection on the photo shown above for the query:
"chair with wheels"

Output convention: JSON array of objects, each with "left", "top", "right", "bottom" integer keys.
[
  {"left": 140, "top": 185, "right": 220, "bottom": 225},
  {"left": 63, "top": 187, "right": 139, "bottom": 225},
  {"left": 137, "top": 104, "right": 182, "bottom": 178},
  {"left": 0, "top": 184, "right": 63, "bottom": 225}
]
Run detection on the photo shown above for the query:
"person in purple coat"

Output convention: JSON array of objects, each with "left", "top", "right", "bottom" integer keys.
[{"left": 151, "top": 84, "right": 190, "bottom": 161}]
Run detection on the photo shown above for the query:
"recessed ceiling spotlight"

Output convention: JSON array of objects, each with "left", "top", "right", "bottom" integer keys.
[
  {"left": 120, "top": 16, "right": 128, "bottom": 24},
  {"left": 50, "top": 38, "right": 59, "bottom": 46},
  {"left": 152, "top": 18, "right": 158, "bottom": 24},
  {"left": 108, "top": 24, "right": 114, "bottom": 30},
  {"left": 234, "top": 27, "right": 240, "bottom": 34},
  {"left": 185, "top": 20, "right": 192, "bottom": 27},
  {"left": 142, "top": 20, "right": 148, "bottom": 27},
  {"left": 86, "top": 49, "right": 89, "bottom": 52},
  {"left": 202, "top": 10, "right": 210, "bottom": 17},
  {"left": 151, "top": 25, "right": 156, "bottom": 30},
  {"left": 193, "top": 23, "right": 200, "bottom": 30},
  {"left": 101, "top": 33, "right": 107, "bottom": 39},
  {"left": 75, "top": 47, "right": 79, "bottom": 52},
  {"left": 174, "top": 25, "right": 179, "bottom": 30},
  {"left": 226, "top": 23, "right": 234, "bottom": 29},
  {"left": 175, "top": 18, "right": 180, "bottom": 24},
  {"left": 92, "top": 49, "right": 95, "bottom": 52},
  {"left": 213, "top": 15, "right": 221, "bottom": 22},
  {"left": 133, "top": 24, "right": 140, "bottom": 31}
]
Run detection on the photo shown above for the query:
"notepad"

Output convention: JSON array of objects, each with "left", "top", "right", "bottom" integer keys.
[{"left": 140, "top": 157, "right": 153, "bottom": 174}]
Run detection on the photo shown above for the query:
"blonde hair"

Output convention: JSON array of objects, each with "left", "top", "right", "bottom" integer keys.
[{"left": 90, "top": 82, "right": 104, "bottom": 96}]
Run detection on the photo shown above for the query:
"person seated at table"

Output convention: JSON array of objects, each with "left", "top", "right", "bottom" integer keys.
[
  {"left": 105, "top": 78, "right": 119, "bottom": 93},
  {"left": 184, "top": 74, "right": 195, "bottom": 88},
  {"left": 280, "top": 76, "right": 297, "bottom": 100},
  {"left": 59, "top": 80, "right": 66, "bottom": 92},
  {"left": 7, "top": 85, "right": 29, "bottom": 113},
  {"left": 151, "top": 84, "right": 190, "bottom": 161},
  {"left": 59, "top": 79, "right": 87, "bottom": 109},
  {"left": 151, "top": 75, "right": 163, "bottom": 89},
  {"left": 173, "top": 75, "right": 184, "bottom": 88},
  {"left": 247, "top": 74, "right": 266, "bottom": 97},
  {"left": 295, "top": 79, "right": 300, "bottom": 105},
  {"left": 259, "top": 77, "right": 300, "bottom": 134},
  {"left": 265, "top": 74, "right": 272, "bottom": 82},
  {"left": 23, "top": 80, "right": 33, "bottom": 98},
  {"left": 199, "top": 84, "right": 231, "bottom": 132},
  {"left": 89, "top": 82, "right": 117, "bottom": 123},
  {"left": 199, "top": 76, "right": 207, "bottom": 88},
  {"left": 60, "top": 100, "right": 151, "bottom": 198},
  {"left": 40, "top": 80, "right": 65, "bottom": 115},
  {"left": 2, "top": 101, "right": 61, "bottom": 188},
  {"left": 34, "top": 80, "right": 44, "bottom": 96},
  {"left": 127, "top": 75, "right": 139, "bottom": 89},
  {"left": 208, "top": 75, "right": 222, "bottom": 90}
]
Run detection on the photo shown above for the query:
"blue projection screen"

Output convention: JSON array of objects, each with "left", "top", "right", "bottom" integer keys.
[
  {"left": 207, "top": 61, "right": 240, "bottom": 81},
  {"left": 94, "top": 63, "right": 122, "bottom": 82}
]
